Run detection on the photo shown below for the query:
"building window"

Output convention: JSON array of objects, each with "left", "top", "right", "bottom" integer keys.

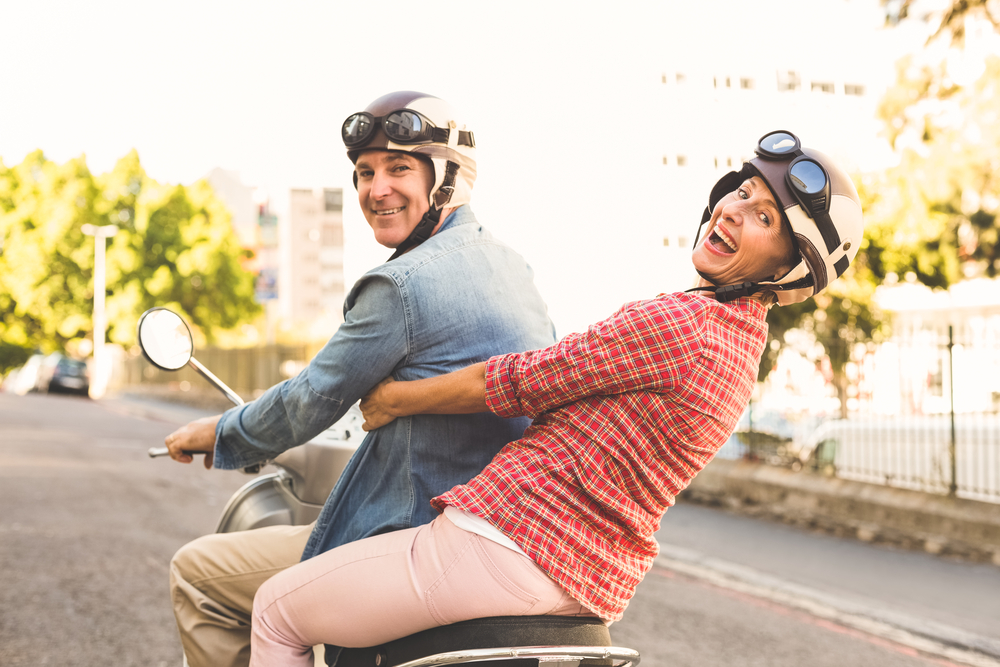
[
  {"left": 740, "top": 77, "right": 755, "bottom": 89},
  {"left": 324, "top": 189, "right": 343, "bottom": 212},
  {"left": 714, "top": 157, "right": 719, "bottom": 168},
  {"left": 845, "top": 83, "right": 865, "bottom": 96},
  {"left": 662, "top": 156, "right": 669, "bottom": 165},
  {"left": 725, "top": 76, "right": 731, "bottom": 88},
  {"left": 811, "top": 81, "right": 835, "bottom": 94},
  {"left": 676, "top": 72, "right": 686, "bottom": 83},
  {"left": 676, "top": 155, "right": 687, "bottom": 167},
  {"left": 726, "top": 157, "right": 733, "bottom": 167},
  {"left": 777, "top": 70, "right": 801, "bottom": 92}
]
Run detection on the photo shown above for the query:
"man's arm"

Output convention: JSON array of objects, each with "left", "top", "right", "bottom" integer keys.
[
  {"left": 208, "top": 273, "right": 408, "bottom": 470},
  {"left": 164, "top": 415, "right": 222, "bottom": 469},
  {"left": 360, "top": 362, "right": 486, "bottom": 431}
]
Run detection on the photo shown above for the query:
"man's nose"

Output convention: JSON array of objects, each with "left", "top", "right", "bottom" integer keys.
[{"left": 370, "top": 170, "right": 393, "bottom": 198}]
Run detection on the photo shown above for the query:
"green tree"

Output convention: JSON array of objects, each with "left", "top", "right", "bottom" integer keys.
[
  {"left": 0, "top": 150, "right": 260, "bottom": 374},
  {"left": 884, "top": 0, "right": 1000, "bottom": 45}
]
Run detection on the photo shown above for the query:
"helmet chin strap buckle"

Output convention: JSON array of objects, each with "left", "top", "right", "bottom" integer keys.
[{"left": 715, "top": 281, "right": 756, "bottom": 303}]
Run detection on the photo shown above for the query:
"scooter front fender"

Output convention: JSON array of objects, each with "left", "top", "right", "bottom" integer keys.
[{"left": 215, "top": 470, "right": 324, "bottom": 533}]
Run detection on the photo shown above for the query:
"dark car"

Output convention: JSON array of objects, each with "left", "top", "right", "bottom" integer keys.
[{"left": 39, "top": 355, "right": 90, "bottom": 396}]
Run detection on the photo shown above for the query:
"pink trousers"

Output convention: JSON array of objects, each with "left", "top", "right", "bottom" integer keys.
[{"left": 249, "top": 514, "right": 597, "bottom": 667}]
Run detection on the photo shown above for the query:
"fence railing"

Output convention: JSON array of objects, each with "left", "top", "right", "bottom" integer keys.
[
  {"left": 115, "top": 342, "right": 321, "bottom": 401},
  {"left": 732, "top": 325, "right": 1000, "bottom": 504}
]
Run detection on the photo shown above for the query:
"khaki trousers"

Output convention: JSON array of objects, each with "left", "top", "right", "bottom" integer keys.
[{"left": 169, "top": 523, "right": 314, "bottom": 667}]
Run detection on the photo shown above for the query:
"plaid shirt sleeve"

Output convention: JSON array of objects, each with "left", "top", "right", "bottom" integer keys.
[{"left": 485, "top": 297, "right": 706, "bottom": 419}]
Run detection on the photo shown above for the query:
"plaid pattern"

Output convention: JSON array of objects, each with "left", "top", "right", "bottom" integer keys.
[{"left": 432, "top": 293, "right": 768, "bottom": 621}]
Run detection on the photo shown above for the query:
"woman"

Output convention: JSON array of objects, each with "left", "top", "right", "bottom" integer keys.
[{"left": 248, "top": 131, "right": 865, "bottom": 665}]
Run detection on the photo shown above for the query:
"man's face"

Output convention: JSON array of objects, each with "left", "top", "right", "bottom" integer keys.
[
  {"left": 692, "top": 176, "right": 796, "bottom": 285},
  {"left": 355, "top": 150, "right": 434, "bottom": 248}
]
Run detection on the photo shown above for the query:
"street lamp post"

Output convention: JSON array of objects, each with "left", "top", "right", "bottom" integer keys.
[{"left": 82, "top": 223, "right": 119, "bottom": 398}]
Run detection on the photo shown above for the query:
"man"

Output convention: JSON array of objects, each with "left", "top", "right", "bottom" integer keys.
[{"left": 164, "top": 91, "right": 555, "bottom": 667}]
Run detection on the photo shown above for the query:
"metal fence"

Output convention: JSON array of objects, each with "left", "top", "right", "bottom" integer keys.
[
  {"left": 733, "top": 325, "right": 1000, "bottom": 504},
  {"left": 116, "top": 342, "right": 321, "bottom": 402}
]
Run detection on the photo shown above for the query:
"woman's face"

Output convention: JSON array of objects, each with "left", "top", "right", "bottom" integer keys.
[{"left": 692, "top": 176, "right": 796, "bottom": 286}]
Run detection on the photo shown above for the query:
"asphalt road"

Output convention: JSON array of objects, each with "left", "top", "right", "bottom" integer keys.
[{"left": 1, "top": 391, "right": 998, "bottom": 667}]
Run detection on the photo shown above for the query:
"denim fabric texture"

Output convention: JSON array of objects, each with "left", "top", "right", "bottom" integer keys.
[{"left": 212, "top": 206, "right": 556, "bottom": 560}]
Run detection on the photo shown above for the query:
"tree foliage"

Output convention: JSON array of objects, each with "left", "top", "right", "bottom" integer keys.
[
  {"left": 0, "top": 151, "right": 260, "bottom": 373},
  {"left": 759, "top": 3, "right": 1000, "bottom": 415},
  {"left": 884, "top": 0, "right": 1000, "bottom": 45}
]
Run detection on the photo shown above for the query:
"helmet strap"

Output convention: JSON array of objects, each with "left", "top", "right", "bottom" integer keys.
[
  {"left": 388, "top": 206, "right": 441, "bottom": 261},
  {"left": 387, "top": 160, "right": 459, "bottom": 261}
]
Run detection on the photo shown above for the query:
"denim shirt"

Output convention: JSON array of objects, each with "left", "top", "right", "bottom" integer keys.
[{"left": 213, "top": 206, "right": 556, "bottom": 560}]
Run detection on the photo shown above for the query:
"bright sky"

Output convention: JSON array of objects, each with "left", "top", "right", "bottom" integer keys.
[{"left": 2, "top": 0, "right": 928, "bottom": 335}]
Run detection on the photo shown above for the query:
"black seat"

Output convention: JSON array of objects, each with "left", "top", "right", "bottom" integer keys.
[{"left": 328, "top": 615, "right": 613, "bottom": 667}]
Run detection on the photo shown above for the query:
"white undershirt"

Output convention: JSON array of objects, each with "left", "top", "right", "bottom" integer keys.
[{"left": 443, "top": 506, "right": 527, "bottom": 556}]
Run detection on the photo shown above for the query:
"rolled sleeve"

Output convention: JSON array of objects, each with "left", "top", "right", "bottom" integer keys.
[
  {"left": 484, "top": 354, "right": 526, "bottom": 419},
  {"left": 214, "top": 273, "right": 408, "bottom": 470}
]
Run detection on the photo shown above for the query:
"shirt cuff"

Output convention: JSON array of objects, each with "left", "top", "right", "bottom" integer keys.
[{"left": 484, "top": 354, "right": 524, "bottom": 419}]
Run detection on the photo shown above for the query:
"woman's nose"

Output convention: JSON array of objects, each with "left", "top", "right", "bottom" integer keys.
[{"left": 722, "top": 200, "right": 746, "bottom": 225}]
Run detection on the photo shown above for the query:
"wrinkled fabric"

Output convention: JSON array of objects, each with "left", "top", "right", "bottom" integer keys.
[
  {"left": 434, "top": 293, "right": 769, "bottom": 620},
  {"left": 212, "top": 206, "right": 556, "bottom": 560}
]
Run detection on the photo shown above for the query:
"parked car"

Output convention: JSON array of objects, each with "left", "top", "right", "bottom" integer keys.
[{"left": 37, "top": 353, "right": 90, "bottom": 396}]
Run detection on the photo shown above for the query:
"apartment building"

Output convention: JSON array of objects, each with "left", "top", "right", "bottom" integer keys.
[{"left": 279, "top": 188, "right": 346, "bottom": 328}]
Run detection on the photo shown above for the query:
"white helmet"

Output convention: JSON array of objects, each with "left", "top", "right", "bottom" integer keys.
[
  {"left": 696, "top": 131, "right": 865, "bottom": 305},
  {"left": 342, "top": 91, "right": 477, "bottom": 258}
]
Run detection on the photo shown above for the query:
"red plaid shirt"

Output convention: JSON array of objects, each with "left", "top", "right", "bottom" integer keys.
[{"left": 432, "top": 293, "right": 768, "bottom": 621}]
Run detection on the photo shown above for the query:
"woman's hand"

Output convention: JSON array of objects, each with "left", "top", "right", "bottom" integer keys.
[{"left": 360, "top": 378, "right": 399, "bottom": 431}]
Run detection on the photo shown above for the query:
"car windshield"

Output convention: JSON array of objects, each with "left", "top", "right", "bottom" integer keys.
[{"left": 57, "top": 359, "right": 87, "bottom": 375}]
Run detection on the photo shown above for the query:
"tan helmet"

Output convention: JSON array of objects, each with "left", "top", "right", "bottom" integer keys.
[
  {"left": 342, "top": 91, "right": 477, "bottom": 257},
  {"left": 696, "top": 131, "right": 865, "bottom": 305}
]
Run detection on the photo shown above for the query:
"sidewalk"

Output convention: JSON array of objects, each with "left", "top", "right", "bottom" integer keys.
[{"left": 681, "top": 458, "right": 1000, "bottom": 565}]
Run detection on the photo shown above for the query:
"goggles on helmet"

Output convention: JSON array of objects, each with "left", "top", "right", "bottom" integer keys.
[
  {"left": 342, "top": 108, "right": 475, "bottom": 149},
  {"left": 756, "top": 131, "right": 840, "bottom": 254}
]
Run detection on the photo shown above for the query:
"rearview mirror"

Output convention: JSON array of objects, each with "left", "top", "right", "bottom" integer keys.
[{"left": 137, "top": 308, "right": 194, "bottom": 371}]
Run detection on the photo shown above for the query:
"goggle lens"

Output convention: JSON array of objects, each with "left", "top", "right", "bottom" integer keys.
[
  {"left": 758, "top": 131, "right": 800, "bottom": 156},
  {"left": 342, "top": 113, "right": 372, "bottom": 146},
  {"left": 384, "top": 110, "right": 424, "bottom": 141},
  {"left": 789, "top": 159, "right": 826, "bottom": 195}
]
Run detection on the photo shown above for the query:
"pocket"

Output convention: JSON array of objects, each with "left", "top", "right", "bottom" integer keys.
[{"left": 425, "top": 536, "right": 541, "bottom": 626}]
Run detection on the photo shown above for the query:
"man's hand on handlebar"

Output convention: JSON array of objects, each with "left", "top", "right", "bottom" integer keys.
[
  {"left": 360, "top": 378, "right": 399, "bottom": 431},
  {"left": 165, "top": 415, "right": 222, "bottom": 469}
]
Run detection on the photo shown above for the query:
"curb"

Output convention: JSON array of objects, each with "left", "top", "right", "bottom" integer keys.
[
  {"left": 654, "top": 543, "right": 1000, "bottom": 667},
  {"left": 681, "top": 459, "right": 1000, "bottom": 565}
]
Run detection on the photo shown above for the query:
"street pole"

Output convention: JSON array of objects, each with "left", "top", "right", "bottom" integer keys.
[{"left": 82, "top": 224, "right": 118, "bottom": 398}]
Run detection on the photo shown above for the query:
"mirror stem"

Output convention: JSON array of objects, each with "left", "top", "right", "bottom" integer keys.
[{"left": 189, "top": 357, "right": 245, "bottom": 406}]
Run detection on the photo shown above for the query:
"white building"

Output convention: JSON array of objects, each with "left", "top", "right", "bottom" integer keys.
[{"left": 279, "top": 188, "right": 346, "bottom": 333}]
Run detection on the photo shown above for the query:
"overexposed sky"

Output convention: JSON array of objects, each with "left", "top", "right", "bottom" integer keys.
[{"left": 2, "top": 0, "right": 927, "bottom": 335}]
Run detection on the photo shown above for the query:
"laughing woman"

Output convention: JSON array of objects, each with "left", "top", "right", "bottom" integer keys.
[{"left": 247, "top": 131, "right": 865, "bottom": 666}]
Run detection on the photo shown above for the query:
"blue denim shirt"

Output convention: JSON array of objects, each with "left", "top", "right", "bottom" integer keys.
[{"left": 213, "top": 206, "right": 556, "bottom": 560}]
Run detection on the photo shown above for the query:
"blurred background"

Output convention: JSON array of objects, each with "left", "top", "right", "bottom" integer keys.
[{"left": 2, "top": 1, "right": 999, "bottom": 666}]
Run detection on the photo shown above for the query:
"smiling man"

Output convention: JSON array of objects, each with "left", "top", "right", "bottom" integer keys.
[{"left": 162, "top": 91, "right": 556, "bottom": 667}]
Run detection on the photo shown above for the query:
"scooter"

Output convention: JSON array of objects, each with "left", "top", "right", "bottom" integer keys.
[{"left": 138, "top": 307, "right": 640, "bottom": 667}]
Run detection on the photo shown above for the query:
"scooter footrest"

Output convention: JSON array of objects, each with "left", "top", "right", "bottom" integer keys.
[{"left": 330, "top": 615, "right": 612, "bottom": 667}]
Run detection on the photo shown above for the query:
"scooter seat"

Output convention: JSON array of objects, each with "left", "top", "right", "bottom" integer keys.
[{"left": 329, "top": 615, "right": 613, "bottom": 667}]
